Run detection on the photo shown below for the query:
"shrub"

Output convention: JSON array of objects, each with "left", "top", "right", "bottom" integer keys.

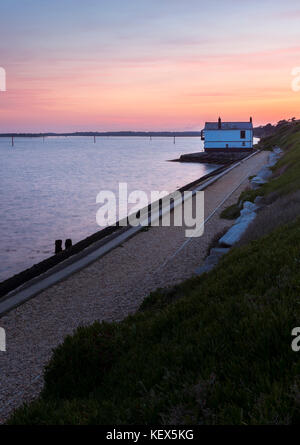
[
  {"left": 42, "top": 322, "right": 122, "bottom": 399},
  {"left": 7, "top": 399, "right": 101, "bottom": 425},
  {"left": 220, "top": 204, "right": 241, "bottom": 220}
]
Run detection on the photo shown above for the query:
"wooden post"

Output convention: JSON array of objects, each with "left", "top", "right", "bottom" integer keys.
[
  {"left": 173, "top": 136, "right": 176, "bottom": 144},
  {"left": 11, "top": 136, "right": 14, "bottom": 147},
  {"left": 55, "top": 240, "right": 62, "bottom": 254},
  {"left": 94, "top": 135, "right": 96, "bottom": 143},
  {"left": 65, "top": 239, "right": 72, "bottom": 250}
]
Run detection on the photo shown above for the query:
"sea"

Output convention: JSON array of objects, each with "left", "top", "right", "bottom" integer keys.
[{"left": 0, "top": 135, "right": 218, "bottom": 282}]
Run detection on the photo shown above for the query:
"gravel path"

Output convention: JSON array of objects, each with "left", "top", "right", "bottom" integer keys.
[{"left": 0, "top": 150, "right": 269, "bottom": 422}]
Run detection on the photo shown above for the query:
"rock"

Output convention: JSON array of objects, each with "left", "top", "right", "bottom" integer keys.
[
  {"left": 204, "top": 254, "right": 221, "bottom": 266},
  {"left": 250, "top": 167, "right": 272, "bottom": 189},
  {"left": 194, "top": 248, "right": 230, "bottom": 275},
  {"left": 239, "top": 201, "right": 258, "bottom": 217},
  {"left": 267, "top": 152, "right": 280, "bottom": 167},
  {"left": 238, "top": 208, "right": 254, "bottom": 218},
  {"left": 273, "top": 146, "right": 283, "bottom": 154},
  {"left": 220, "top": 198, "right": 258, "bottom": 246},
  {"left": 254, "top": 196, "right": 264, "bottom": 205},
  {"left": 235, "top": 211, "right": 256, "bottom": 225},
  {"left": 251, "top": 176, "right": 267, "bottom": 188},
  {"left": 256, "top": 166, "right": 273, "bottom": 181},
  {"left": 219, "top": 218, "right": 255, "bottom": 246},
  {"left": 243, "top": 201, "right": 258, "bottom": 211},
  {"left": 210, "top": 247, "right": 231, "bottom": 256},
  {"left": 194, "top": 263, "right": 215, "bottom": 275}
]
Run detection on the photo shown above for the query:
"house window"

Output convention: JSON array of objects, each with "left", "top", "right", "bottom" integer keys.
[
  {"left": 226, "top": 144, "right": 229, "bottom": 148},
  {"left": 242, "top": 142, "right": 246, "bottom": 146},
  {"left": 240, "top": 130, "right": 246, "bottom": 139}
]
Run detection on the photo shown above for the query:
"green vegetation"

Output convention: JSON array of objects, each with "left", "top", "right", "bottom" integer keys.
[
  {"left": 220, "top": 203, "right": 241, "bottom": 220},
  {"left": 254, "top": 117, "right": 299, "bottom": 139},
  {"left": 226, "top": 120, "right": 300, "bottom": 209},
  {"left": 9, "top": 121, "right": 300, "bottom": 425},
  {"left": 237, "top": 191, "right": 300, "bottom": 247},
  {"left": 248, "top": 121, "right": 300, "bottom": 198}
]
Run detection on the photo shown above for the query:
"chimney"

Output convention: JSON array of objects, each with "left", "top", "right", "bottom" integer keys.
[
  {"left": 250, "top": 116, "right": 253, "bottom": 124},
  {"left": 218, "top": 117, "right": 222, "bottom": 129}
]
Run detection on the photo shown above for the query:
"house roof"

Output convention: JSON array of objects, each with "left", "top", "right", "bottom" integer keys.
[{"left": 205, "top": 122, "right": 253, "bottom": 130}]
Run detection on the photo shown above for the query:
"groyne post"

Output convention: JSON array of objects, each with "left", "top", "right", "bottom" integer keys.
[
  {"left": 65, "top": 239, "right": 72, "bottom": 250},
  {"left": 55, "top": 240, "right": 63, "bottom": 254}
]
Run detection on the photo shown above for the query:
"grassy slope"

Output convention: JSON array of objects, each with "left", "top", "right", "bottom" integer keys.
[
  {"left": 240, "top": 121, "right": 300, "bottom": 203},
  {"left": 9, "top": 123, "right": 300, "bottom": 425}
]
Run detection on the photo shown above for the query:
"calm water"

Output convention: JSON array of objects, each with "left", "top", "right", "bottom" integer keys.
[{"left": 0, "top": 136, "right": 217, "bottom": 282}]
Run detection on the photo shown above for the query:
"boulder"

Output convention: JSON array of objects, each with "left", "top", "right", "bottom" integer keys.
[
  {"left": 210, "top": 247, "right": 231, "bottom": 256},
  {"left": 194, "top": 248, "right": 230, "bottom": 275},
  {"left": 219, "top": 218, "right": 255, "bottom": 246},
  {"left": 204, "top": 254, "right": 221, "bottom": 266},
  {"left": 243, "top": 201, "right": 258, "bottom": 212},
  {"left": 267, "top": 151, "right": 281, "bottom": 167},
  {"left": 237, "top": 208, "right": 256, "bottom": 220},
  {"left": 254, "top": 196, "right": 264, "bottom": 205},
  {"left": 267, "top": 155, "right": 279, "bottom": 167},
  {"left": 256, "top": 166, "right": 273, "bottom": 181},
  {"left": 195, "top": 263, "right": 215, "bottom": 275},
  {"left": 235, "top": 210, "right": 256, "bottom": 225},
  {"left": 220, "top": 198, "right": 258, "bottom": 246},
  {"left": 251, "top": 176, "right": 267, "bottom": 188}
]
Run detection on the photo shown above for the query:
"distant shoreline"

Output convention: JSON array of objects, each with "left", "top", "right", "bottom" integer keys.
[
  {"left": 0, "top": 127, "right": 265, "bottom": 138},
  {"left": 0, "top": 131, "right": 203, "bottom": 138}
]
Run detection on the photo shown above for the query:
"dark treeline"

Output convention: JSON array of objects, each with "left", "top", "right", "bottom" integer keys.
[
  {"left": 254, "top": 117, "right": 300, "bottom": 138},
  {"left": 1, "top": 120, "right": 298, "bottom": 139},
  {"left": 0, "top": 131, "right": 203, "bottom": 138}
]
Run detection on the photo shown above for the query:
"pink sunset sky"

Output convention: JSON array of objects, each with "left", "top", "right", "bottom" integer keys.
[{"left": 0, "top": 0, "right": 300, "bottom": 132}]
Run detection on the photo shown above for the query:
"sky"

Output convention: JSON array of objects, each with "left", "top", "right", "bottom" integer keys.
[{"left": 0, "top": 0, "right": 300, "bottom": 132}]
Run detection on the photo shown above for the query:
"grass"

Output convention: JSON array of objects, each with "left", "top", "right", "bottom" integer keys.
[
  {"left": 8, "top": 121, "right": 300, "bottom": 425},
  {"left": 237, "top": 190, "right": 300, "bottom": 247},
  {"left": 222, "top": 121, "right": 300, "bottom": 212},
  {"left": 248, "top": 122, "right": 300, "bottom": 198},
  {"left": 9, "top": 218, "right": 300, "bottom": 425}
]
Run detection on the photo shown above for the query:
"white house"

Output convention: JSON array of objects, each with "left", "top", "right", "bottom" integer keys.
[{"left": 202, "top": 117, "right": 253, "bottom": 152}]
